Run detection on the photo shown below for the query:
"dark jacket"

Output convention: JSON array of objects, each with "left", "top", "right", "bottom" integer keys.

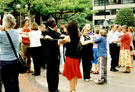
[{"left": 43, "top": 27, "right": 61, "bottom": 62}]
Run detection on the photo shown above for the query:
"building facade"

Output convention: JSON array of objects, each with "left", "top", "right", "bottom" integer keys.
[{"left": 93, "top": 0, "right": 135, "bottom": 26}]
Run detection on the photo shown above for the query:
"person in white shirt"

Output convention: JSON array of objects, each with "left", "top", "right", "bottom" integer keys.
[
  {"left": 108, "top": 24, "right": 120, "bottom": 72},
  {"left": 29, "top": 22, "right": 42, "bottom": 76}
]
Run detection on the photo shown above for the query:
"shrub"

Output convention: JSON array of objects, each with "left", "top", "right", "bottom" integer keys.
[{"left": 115, "top": 8, "right": 135, "bottom": 27}]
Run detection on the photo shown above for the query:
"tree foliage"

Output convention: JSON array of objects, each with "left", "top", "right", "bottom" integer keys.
[
  {"left": 0, "top": 0, "right": 93, "bottom": 27},
  {"left": 58, "top": 13, "right": 92, "bottom": 30},
  {"left": 0, "top": 0, "right": 26, "bottom": 15},
  {"left": 0, "top": 0, "right": 13, "bottom": 13},
  {"left": 30, "top": 0, "right": 93, "bottom": 19},
  {"left": 0, "top": 0, "right": 93, "bottom": 16},
  {"left": 115, "top": 8, "right": 135, "bottom": 27}
]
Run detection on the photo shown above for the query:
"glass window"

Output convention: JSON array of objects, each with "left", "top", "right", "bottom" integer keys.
[
  {"left": 111, "top": 9, "right": 117, "bottom": 15},
  {"left": 110, "top": 19, "right": 115, "bottom": 24},
  {"left": 122, "top": 0, "right": 128, "bottom": 4},
  {"left": 95, "top": 10, "right": 105, "bottom": 16},
  {"left": 94, "top": 0, "right": 98, "bottom": 6},
  {"left": 129, "top": 0, "right": 134, "bottom": 3},
  {"left": 94, "top": 0, "right": 105, "bottom": 6},
  {"left": 131, "top": 8, "right": 135, "bottom": 13},
  {"left": 95, "top": 20, "right": 104, "bottom": 25}
]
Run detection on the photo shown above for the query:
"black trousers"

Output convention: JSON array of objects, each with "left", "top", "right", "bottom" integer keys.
[
  {"left": 82, "top": 57, "right": 92, "bottom": 80},
  {"left": 41, "top": 46, "right": 47, "bottom": 68},
  {"left": 40, "top": 39, "right": 47, "bottom": 68},
  {"left": 30, "top": 47, "right": 42, "bottom": 74},
  {"left": 109, "top": 44, "right": 120, "bottom": 69},
  {"left": 0, "top": 60, "right": 19, "bottom": 92},
  {"left": 47, "top": 58, "right": 60, "bottom": 91}
]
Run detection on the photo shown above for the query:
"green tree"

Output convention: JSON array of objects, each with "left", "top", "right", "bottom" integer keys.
[
  {"left": 58, "top": 13, "right": 92, "bottom": 30},
  {"left": 0, "top": 0, "right": 13, "bottom": 13},
  {"left": 0, "top": 0, "right": 94, "bottom": 27},
  {"left": 0, "top": 0, "right": 26, "bottom": 15},
  {"left": 31, "top": 0, "right": 93, "bottom": 22},
  {"left": 115, "top": 8, "right": 135, "bottom": 26}
]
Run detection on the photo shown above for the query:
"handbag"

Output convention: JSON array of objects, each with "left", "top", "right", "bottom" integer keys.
[{"left": 5, "top": 31, "right": 27, "bottom": 74}]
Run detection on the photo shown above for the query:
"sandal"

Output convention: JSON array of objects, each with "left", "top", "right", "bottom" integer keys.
[
  {"left": 93, "top": 71, "right": 99, "bottom": 74},
  {"left": 26, "top": 70, "right": 33, "bottom": 73},
  {"left": 70, "top": 89, "right": 76, "bottom": 92}
]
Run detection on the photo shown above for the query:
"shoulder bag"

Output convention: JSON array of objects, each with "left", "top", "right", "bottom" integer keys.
[{"left": 5, "top": 31, "right": 27, "bottom": 74}]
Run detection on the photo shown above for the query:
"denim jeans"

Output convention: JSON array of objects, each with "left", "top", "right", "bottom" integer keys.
[{"left": 0, "top": 59, "right": 20, "bottom": 92}]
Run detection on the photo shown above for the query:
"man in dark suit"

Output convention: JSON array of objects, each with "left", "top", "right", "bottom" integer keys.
[{"left": 43, "top": 18, "right": 63, "bottom": 92}]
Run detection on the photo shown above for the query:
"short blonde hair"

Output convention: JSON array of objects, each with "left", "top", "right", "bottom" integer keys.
[
  {"left": 94, "top": 27, "right": 99, "bottom": 34},
  {"left": 122, "top": 25, "right": 128, "bottom": 32},
  {"left": 100, "top": 30, "right": 107, "bottom": 37},
  {"left": 2, "top": 14, "right": 16, "bottom": 28},
  {"left": 81, "top": 26, "right": 89, "bottom": 33}
]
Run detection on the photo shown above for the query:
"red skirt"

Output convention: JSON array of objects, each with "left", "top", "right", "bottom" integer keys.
[{"left": 63, "top": 56, "right": 82, "bottom": 80}]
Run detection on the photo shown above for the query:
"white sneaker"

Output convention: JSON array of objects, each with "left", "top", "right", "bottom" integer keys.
[
  {"left": 84, "top": 79, "right": 90, "bottom": 82},
  {"left": 89, "top": 78, "right": 93, "bottom": 81},
  {"left": 84, "top": 78, "right": 92, "bottom": 82},
  {"left": 95, "top": 79, "right": 104, "bottom": 84}
]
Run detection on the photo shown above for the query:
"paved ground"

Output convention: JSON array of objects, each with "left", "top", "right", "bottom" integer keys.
[
  {"left": 2, "top": 57, "right": 135, "bottom": 92},
  {"left": 18, "top": 57, "right": 135, "bottom": 92}
]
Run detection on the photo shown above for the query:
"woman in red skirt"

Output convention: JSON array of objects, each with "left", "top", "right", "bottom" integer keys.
[{"left": 63, "top": 22, "right": 82, "bottom": 92}]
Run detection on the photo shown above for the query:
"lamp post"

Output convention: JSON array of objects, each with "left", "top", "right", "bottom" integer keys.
[
  {"left": 26, "top": 0, "right": 31, "bottom": 24},
  {"left": 16, "top": 4, "right": 21, "bottom": 28},
  {"left": 103, "top": 0, "right": 108, "bottom": 29},
  {"left": 104, "top": 0, "right": 106, "bottom": 20}
]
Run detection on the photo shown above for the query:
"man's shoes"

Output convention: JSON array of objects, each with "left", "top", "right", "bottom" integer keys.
[
  {"left": 104, "top": 79, "right": 107, "bottom": 84},
  {"left": 32, "top": 73, "right": 40, "bottom": 76},
  {"left": 110, "top": 68, "right": 119, "bottom": 72},
  {"left": 49, "top": 90, "right": 61, "bottom": 92},
  {"left": 123, "top": 71, "right": 130, "bottom": 73}
]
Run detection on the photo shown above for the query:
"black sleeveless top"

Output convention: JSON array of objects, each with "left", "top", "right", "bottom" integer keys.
[
  {"left": 65, "top": 41, "right": 80, "bottom": 58},
  {"left": 81, "top": 35, "right": 94, "bottom": 60}
]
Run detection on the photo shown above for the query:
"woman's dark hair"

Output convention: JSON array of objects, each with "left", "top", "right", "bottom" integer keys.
[
  {"left": 22, "top": 19, "right": 29, "bottom": 27},
  {"left": 68, "top": 22, "right": 80, "bottom": 44},
  {"left": 46, "top": 18, "right": 56, "bottom": 28}
]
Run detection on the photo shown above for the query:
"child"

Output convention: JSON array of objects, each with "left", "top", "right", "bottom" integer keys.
[
  {"left": 89, "top": 30, "right": 107, "bottom": 84},
  {"left": 91, "top": 28, "right": 100, "bottom": 74}
]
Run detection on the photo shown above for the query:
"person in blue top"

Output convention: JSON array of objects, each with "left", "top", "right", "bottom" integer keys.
[
  {"left": 89, "top": 30, "right": 107, "bottom": 84},
  {"left": 0, "top": 14, "right": 20, "bottom": 92}
]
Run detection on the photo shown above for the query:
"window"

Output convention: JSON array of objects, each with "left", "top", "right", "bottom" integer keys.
[
  {"left": 94, "top": 0, "right": 105, "bottom": 6},
  {"left": 131, "top": 8, "right": 135, "bottom": 13},
  {"left": 95, "top": 20, "right": 104, "bottom": 25},
  {"left": 122, "top": 0, "right": 128, "bottom": 4},
  {"left": 111, "top": 9, "right": 117, "bottom": 15},
  {"left": 95, "top": 10, "right": 105, "bottom": 16},
  {"left": 129, "top": 0, "right": 134, "bottom": 3}
]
